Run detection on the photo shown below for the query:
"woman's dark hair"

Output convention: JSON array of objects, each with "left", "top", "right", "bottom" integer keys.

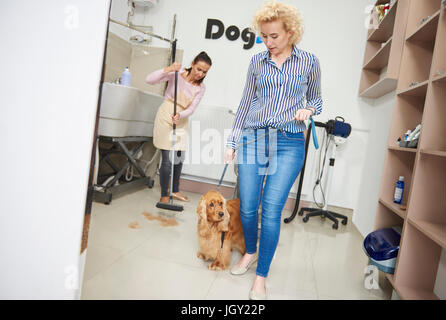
[{"left": 185, "top": 51, "right": 212, "bottom": 84}]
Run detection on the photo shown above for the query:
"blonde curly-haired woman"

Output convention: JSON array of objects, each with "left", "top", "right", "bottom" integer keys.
[{"left": 225, "top": 2, "right": 322, "bottom": 300}]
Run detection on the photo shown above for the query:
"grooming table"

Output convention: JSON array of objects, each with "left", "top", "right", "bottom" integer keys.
[{"left": 93, "top": 136, "right": 157, "bottom": 204}]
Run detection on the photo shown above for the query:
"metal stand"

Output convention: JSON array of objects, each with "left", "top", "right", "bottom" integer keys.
[
  {"left": 93, "top": 136, "right": 156, "bottom": 204},
  {"left": 298, "top": 136, "right": 348, "bottom": 230},
  {"left": 284, "top": 121, "right": 348, "bottom": 230}
]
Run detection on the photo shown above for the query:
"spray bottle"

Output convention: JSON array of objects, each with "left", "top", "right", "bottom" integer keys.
[
  {"left": 121, "top": 67, "right": 131, "bottom": 86},
  {"left": 393, "top": 176, "right": 405, "bottom": 204}
]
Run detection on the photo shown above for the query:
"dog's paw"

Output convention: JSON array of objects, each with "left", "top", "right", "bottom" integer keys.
[
  {"left": 208, "top": 260, "right": 227, "bottom": 271},
  {"left": 197, "top": 252, "right": 206, "bottom": 260}
]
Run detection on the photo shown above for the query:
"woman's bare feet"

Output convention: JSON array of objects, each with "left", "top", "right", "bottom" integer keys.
[{"left": 159, "top": 196, "right": 169, "bottom": 203}]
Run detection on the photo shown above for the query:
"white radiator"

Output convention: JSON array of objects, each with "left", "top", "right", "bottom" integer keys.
[{"left": 182, "top": 104, "right": 238, "bottom": 184}]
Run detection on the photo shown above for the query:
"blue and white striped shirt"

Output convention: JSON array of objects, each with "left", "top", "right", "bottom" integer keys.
[{"left": 226, "top": 45, "right": 322, "bottom": 150}]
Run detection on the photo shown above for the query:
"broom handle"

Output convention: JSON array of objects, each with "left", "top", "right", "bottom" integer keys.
[
  {"left": 172, "top": 39, "right": 177, "bottom": 131},
  {"left": 169, "top": 39, "right": 177, "bottom": 203}
]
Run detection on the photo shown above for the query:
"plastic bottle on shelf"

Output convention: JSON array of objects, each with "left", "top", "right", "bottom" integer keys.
[
  {"left": 407, "top": 124, "right": 421, "bottom": 141},
  {"left": 404, "top": 130, "right": 411, "bottom": 141},
  {"left": 121, "top": 67, "right": 131, "bottom": 86},
  {"left": 393, "top": 176, "right": 405, "bottom": 204}
]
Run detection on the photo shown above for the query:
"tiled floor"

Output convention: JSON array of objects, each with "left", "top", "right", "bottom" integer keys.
[{"left": 81, "top": 184, "right": 392, "bottom": 300}]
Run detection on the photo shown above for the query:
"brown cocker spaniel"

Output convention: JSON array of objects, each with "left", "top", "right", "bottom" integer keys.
[{"left": 196, "top": 190, "right": 245, "bottom": 270}]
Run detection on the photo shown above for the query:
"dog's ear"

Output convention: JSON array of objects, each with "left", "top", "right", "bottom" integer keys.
[
  {"left": 196, "top": 195, "right": 207, "bottom": 219},
  {"left": 197, "top": 195, "right": 211, "bottom": 236},
  {"left": 217, "top": 198, "right": 230, "bottom": 232}
]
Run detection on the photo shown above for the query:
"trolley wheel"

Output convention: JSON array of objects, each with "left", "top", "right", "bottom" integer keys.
[
  {"left": 298, "top": 209, "right": 304, "bottom": 216},
  {"left": 332, "top": 223, "right": 338, "bottom": 230},
  {"left": 147, "top": 179, "right": 154, "bottom": 188},
  {"left": 303, "top": 216, "right": 309, "bottom": 223},
  {"left": 104, "top": 191, "right": 112, "bottom": 205},
  {"left": 342, "top": 218, "right": 348, "bottom": 225},
  {"left": 104, "top": 198, "right": 112, "bottom": 205}
]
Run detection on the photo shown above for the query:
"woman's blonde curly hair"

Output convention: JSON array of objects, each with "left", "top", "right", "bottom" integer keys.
[{"left": 253, "top": 1, "right": 304, "bottom": 45}]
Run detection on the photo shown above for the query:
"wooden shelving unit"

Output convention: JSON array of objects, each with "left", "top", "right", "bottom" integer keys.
[
  {"left": 359, "top": 0, "right": 410, "bottom": 98},
  {"left": 372, "top": 0, "right": 446, "bottom": 300}
]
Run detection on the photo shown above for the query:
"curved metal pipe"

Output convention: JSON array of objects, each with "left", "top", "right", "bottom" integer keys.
[{"left": 109, "top": 18, "right": 172, "bottom": 43}]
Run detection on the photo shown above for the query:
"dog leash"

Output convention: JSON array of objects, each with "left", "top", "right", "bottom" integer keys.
[
  {"left": 221, "top": 232, "right": 225, "bottom": 249},
  {"left": 217, "top": 117, "right": 319, "bottom": 189}
]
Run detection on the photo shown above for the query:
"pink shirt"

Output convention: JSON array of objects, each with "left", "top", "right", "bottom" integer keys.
[{"left": 145, "top": 68, "right": 206, "bottom": 119}]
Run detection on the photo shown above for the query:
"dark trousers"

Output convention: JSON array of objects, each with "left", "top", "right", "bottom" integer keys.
[{"left": 160, "top": 149, "right": 185, "bottom": 197}]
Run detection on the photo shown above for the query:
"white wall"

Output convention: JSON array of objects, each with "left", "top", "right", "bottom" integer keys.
[
  {"left": 109, "top": 0, "right": 131, "bottom": 40},
  {"left": 353, "top": 92, "right": 395, "bottom": 237},
  {"left": 0, "top": 0, "right": 110, "bottom": 299}
]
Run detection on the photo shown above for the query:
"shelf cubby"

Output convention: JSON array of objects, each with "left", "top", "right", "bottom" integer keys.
[
  {"left": 418, "top": 80, "right": 446, "bottom": 152},
  {"left": 379, "top": 149, "right": 416, "bottom": 206},
  {"left": 397, "top": 40, "right": 435, "bottom": 90},
  {"left": 363, "top": 40, "right": 386, "bottom": 66},
  {"left": 406, "top": 9, "right": 440, "bottom": 42},
  {"left": 431, "top": 6, "right": 446, "bottom": 80},
  {"left": 377, "top": 197, "right": 407, "bottom": 222},
  {"left": 387, "top": 94, "right": 425, "bottom": 149},
  {"left": 398, "top": 0, "right": 440, "bottom": 90},
  {"left": 359, "top": 0, "right": 409, "bottom": 98},
  {"left": 405, "top": 0, "right": 442, "bottom": 37},
  {"left": 406, "top": 154, "right": 446, "bottom": 242},
  {"left": 363, "top": 38, "right": 393, "bottom": 71},
  {"left": 393, "top": 222, "right": 441, "bottom": 299},
  {"left": 368, "top": 1, "right": 398, "bottom": 42}
]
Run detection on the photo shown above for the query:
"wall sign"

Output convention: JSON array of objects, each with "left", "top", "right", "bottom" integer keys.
[{"left": 205, "top": 18, "right": 261, "bottom": 50}]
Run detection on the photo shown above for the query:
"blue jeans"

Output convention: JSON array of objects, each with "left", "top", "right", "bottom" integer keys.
[{"left": 236, "top": 127, "right": 305, "bottom": 277}]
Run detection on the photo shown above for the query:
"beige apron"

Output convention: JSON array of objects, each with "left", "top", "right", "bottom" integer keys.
[{"left": 153, "top": 91, "right": 193, "bottom": 151}]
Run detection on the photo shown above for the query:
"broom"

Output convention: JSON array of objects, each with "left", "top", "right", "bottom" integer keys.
[{"left": 156, "top": 39, "right": 184, "bottom": 212}]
